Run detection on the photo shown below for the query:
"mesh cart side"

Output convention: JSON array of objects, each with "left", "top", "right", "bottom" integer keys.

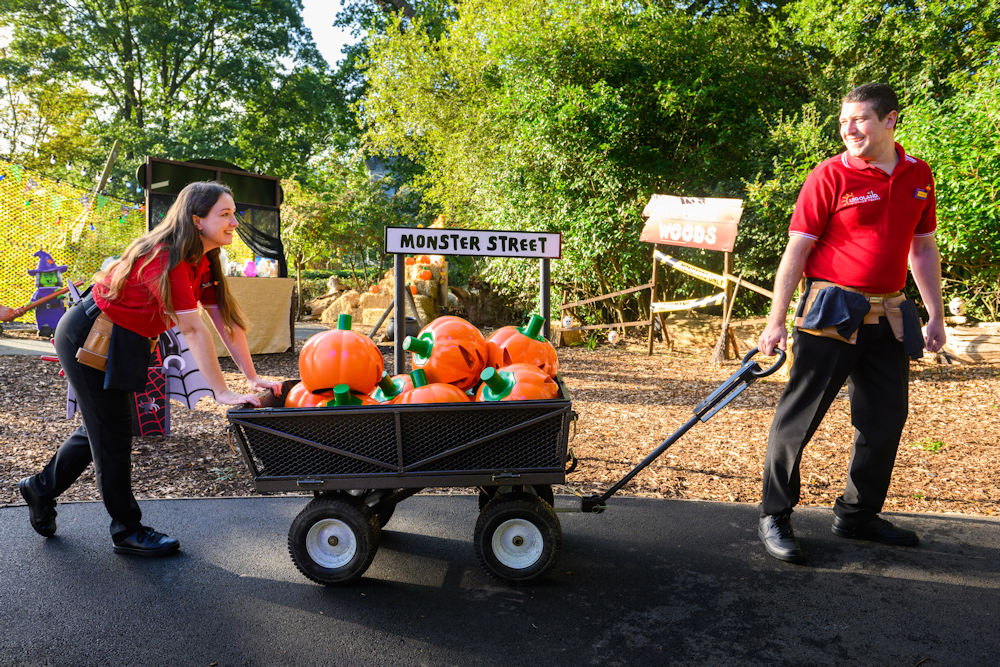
[{"left": 227, "top": 380, "right": 573, "bottom": 493}]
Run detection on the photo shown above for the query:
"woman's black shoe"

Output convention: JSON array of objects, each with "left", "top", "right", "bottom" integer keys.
[
  {"left": 18, "top": 477, "right": 57, "bottom": 538},
  {"left": 113, "top": 526, "right": 180, "bottom": 557}
]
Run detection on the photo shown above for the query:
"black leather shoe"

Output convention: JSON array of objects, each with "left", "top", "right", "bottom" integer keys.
[
  {"left": 113, "top": 526, "right": 180, "bottom": 557},
  {"left": 832, "top": 515, "right": 919, "bottom": 546},
  {"left": 758, "top": 514, "right": 805, "bottom": 563},
  {"left": 18, "top": 477, "right": 57, "bottom": 538}
]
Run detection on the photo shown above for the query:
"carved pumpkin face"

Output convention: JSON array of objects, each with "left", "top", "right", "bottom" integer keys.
[
  {"left": 486, "top": 315, "right": 558, "bottom": 378},
  {"left": 475, "top": 364, "right": 560, "bottom": 402},
  {"left": 299, "top": 315, "right": 384, "bottom": 394},
  {"left": 284, "top": 381, "right": 336, "bottom": 408},
  {"left": 403, "top": 316, "right": 488, "bottom": 391}
]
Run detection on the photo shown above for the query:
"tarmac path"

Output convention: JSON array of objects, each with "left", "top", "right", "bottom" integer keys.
[{"left": 1, "top": 495, "right": 997, "bottom": 666}]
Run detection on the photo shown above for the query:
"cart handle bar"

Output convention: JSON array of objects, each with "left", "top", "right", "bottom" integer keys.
[{"left": 581, "top": 347, "right": 785, "bottom": 513}]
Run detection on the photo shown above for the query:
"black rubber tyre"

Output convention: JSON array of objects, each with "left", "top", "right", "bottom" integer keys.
[
  {"left": 478, "top": 484, "right": 554, "bottom": 510},
  {"left": 474, "top": 494, "right": 562, "bottom": 585},
  {"left": 287, "top": 497, "right": 380, "bottom": 585}
]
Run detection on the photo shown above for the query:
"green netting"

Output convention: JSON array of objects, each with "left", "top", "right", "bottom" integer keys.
[{"left": 0, "top": 160, "right": 253, "bottom": 326}]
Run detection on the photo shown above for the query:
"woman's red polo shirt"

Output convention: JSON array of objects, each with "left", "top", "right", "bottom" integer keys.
[
  {"left": 94, "top": 248, "right": 219, "bottom": 337},
  {"left": 789, "top": 142, "right": 936, "bottom": 293}
]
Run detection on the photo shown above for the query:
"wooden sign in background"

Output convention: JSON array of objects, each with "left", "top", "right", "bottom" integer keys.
[{"left": 639, "top": 195, "right": 743, "bottom": 252}]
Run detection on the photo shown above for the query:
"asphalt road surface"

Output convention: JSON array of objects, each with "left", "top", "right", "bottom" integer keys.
[{"left": 1, "top": 495, "right": 997, "bottom": 666}]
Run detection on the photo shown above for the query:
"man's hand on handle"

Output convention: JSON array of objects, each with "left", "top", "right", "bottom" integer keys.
[{"left": 758, "top": 319, "right": 789, "bottom": 357}]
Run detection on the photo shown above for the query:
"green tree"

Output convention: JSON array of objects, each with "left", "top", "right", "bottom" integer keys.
[
  {"left": 1, "top": 0, "right": 339, "bottom": 185},
  {"left": 360, "top": 0, "right": 807, "bottom": 320},
  {"left": 775, "top": 0, "right": 1000, "bottom": 104},
  {"left": 896, "top": 49, "right": 1000, "bottom": 319},
  {"left": 282, "top": 153, "right": 426, "bottom": 292}
]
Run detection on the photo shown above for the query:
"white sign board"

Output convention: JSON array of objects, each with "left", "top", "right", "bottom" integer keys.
[{"left": 384, "top": 226, "right": 561, "bottom": 259}]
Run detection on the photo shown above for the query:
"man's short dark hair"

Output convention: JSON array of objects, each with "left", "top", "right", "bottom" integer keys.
[{"left": 844, "top": 83, "right": 900, "bottom": 120}]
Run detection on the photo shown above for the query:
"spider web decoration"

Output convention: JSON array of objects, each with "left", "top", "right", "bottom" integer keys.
[
  {"left": 159, "top": 327, "right": 215, "bottom": 408},
  {"left": 131, "top": 344, "right": 168, "bottom": 437}
]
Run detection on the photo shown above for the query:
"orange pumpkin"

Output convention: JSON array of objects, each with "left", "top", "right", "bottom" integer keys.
[
  {"left": 404, "top": 257, "right": 415, "bottom": 265},
  {"left": 416, "top": 255, "right": 431, "bottom": 264},
  {"left": 393, "top": 368, "right": 470, "bottom": 404},
  {"left": 299, "top": 314, "right": 383, "bottom": 394},
  {"left": 324, "top": 384, "right": 379, "bottom": 407},
  {"left": 418, "top": 269, "right": 432, "bottom": 280},
  {"left": 409, "top": 284, "right": 418, "bottom": 295},
  {"left": 284, "top": 381, "right": 336, "bottom": 408},
  {"left": 403, "top": 315, "right": 488, "bottom": 391},
  {"left": 369, "top": 285, "right": 380, "bottom": 294},
  {"left": 475, "top": 364, "right": 559, "bottom": 402},
  {"left": 487, "top": 313, "right": 558, "bottom": 378},
  {"left": 370, "top": 371, "right": 413, "bottom": 403}
]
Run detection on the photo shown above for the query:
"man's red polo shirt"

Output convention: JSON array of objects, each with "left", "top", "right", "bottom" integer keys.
[{"left": 789, "top": 142, "right": 936, "bottom": 293}]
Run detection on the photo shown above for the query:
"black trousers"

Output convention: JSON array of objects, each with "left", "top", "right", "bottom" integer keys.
[
  {"left": 760, "top": 319, "right": 909, "bottom": 524},
  {"left": 33, "top": 298, "right": 142, "bottom": 538}
]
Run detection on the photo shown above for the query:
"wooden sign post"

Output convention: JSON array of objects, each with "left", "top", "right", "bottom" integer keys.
[{"left": 639, "top": 195, "right": 770, "bottom": 360}]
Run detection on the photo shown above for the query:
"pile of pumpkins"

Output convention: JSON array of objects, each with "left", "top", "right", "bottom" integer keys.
[{"left": 284, "top": 313, "right": 560, "bottom": 407}]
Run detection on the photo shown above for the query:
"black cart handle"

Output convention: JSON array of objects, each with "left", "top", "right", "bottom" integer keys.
[
  {"left": 581, "top": 345, "right": 786, "bottom": 514},
  {"left": 743, "top": 347, "right": 786, "bottom": 379}
]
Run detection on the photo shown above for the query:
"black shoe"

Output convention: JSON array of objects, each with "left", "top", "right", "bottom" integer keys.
[
  {"left": 18, "top": 477, "right": 57, "bottom": 538},
  {"left": 113, "top": 526, "right": 180, "bottom": 557},
  {"left": 832, "top": 515, "right": 919, "bottom": 546},
  {"left": 758, "top": 514, "right": 805, "bottom": 563}
]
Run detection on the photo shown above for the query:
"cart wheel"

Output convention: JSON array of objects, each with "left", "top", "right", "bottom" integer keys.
[
  {"left": 478, "top": 485, "right": 554, "bottom": 510},
  {"left": 287, "top": 497, "right": 380, "bottom": 585},
  {"left": 474, "top": 494, "right": 562, "bottom": 585}
]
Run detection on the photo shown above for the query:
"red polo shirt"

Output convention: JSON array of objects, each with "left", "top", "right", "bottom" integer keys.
[
  {"left": 789, "top": 142, "right": 936, "bottom": 293},
  {"left": 94, "top": 247, "right": 219, "bottom": 337}
]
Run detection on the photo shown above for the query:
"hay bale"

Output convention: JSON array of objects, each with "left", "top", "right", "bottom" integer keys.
[
  {"left": 944, "top": 322, "right": 1000, "bottom": 363},
  {"left": 320, "top": 290, "right": 361, "bottom": 326}
]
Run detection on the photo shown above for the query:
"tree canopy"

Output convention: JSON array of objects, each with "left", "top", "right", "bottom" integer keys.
[
  {"left": 357, "top": 0, "right": 1000, "bottom": 319},
  {"left": 0, "top": 0, "right": 340, "bottom": 191}
]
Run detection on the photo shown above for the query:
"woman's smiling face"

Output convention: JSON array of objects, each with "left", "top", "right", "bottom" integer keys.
[{"left": 194, "top": 192, "right": 237, "bottom": 252}]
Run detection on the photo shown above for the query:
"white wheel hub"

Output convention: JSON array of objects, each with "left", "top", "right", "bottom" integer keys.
[
  {"left": 491, "top": 518, "right": 543, "bottom": 569},
  {"left": 306, "top": 518, "right": 357, "bottom": 568}
]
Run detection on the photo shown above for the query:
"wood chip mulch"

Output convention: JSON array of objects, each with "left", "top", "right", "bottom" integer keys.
[{"left": 2, "top": 329, "right": 997, "bottom": 517}]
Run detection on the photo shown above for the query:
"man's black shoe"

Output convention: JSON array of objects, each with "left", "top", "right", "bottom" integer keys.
[
  {"left": 758, "top": 514, "right": 805, "bottom": 563},
  {"left": 832, "top": 515, "right": 919, "bottom": 546},
  {"left": 113, "top": 526, "right": 180, "bottom": 557},
  {"left": 18, "top": 477, "right": 57, "bottom": 538}
]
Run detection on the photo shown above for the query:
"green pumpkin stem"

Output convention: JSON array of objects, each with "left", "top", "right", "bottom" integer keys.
[
  {"left": 409, "top": 368, "right": 429, "bottom": 388},
  {"left": 337, "top": 313, "right": 352, "bottom": 330},
  {"left": 329, "top": 383, "right": 361, "bottom": 406},
  {"left": 403, "top": 334, "right": 433, "bottom": 357},
  {"left": 480, "top": 367, "right": 514, "bottom": 400},
  {"left": 521, "top": 313, "right": 545, "bottom": 340}
]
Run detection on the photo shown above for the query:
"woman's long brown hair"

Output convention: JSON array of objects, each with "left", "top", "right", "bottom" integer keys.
[{"left": 96, "top": 181, "right": 248, "bottom": 333}]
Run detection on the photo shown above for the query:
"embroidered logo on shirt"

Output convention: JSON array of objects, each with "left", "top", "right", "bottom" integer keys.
[
  {"left": 841, "top": 190, "right": 881, "bottom": 206},
  {"left": 914, "top": 188, "right": 928, "bottom": 200}
]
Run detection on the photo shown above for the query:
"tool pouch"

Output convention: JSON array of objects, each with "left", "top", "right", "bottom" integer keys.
[
  {"left": 75, "top": 311, "right": 113, "bottom": 372},
  {"left": 795, "top": 284, "right": 870, "bottom": 344}
]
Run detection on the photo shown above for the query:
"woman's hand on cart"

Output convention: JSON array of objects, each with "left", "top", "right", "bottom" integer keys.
[
  {"left": 247, "top": 377, "right": 284, "bottom": 397},
  {"left": 216, "top": 389, "right": 267, "bottom": 407}
]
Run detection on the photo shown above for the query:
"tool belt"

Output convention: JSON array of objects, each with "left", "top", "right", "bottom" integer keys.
[
  {"left": 75, "top": 298, "right": 158, "bottom": 373},
  {"left": 794, "top": 280, "right": 925, "bottom": 359}
]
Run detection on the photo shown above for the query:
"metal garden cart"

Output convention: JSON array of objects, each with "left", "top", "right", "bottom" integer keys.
[{"left": 226, "top": 348, "right": 784, "bottom": 586}]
